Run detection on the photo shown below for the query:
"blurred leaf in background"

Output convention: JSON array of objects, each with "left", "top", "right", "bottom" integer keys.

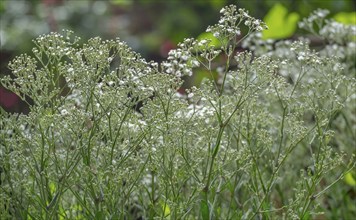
[
  {"left": 262, "top": 3, "right": 300, "bottom": 40},
  {"left": 334, "top": 11, "right": 356, "bottom": 24},
  {"left": 345, "top": 171, "right": 356, "bottom": 186}
]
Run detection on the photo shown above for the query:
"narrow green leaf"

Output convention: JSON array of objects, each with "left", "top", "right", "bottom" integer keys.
[{"left": 200, "top": 200, "right": 210, "bottom": 220}]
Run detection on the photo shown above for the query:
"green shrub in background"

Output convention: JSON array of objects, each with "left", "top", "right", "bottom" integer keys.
[
  {"left": 1, "top": 0, "right": 354, "bottom": 62},
  {"left": 1, "top": 4, "right": 355, "bottom": 220}
]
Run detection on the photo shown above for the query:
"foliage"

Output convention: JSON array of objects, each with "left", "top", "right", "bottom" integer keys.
[
  {"left": 1, "top": 5, "right": 355, "bottom": 220},
  {"left": 262, "top": 3, "right": 300, "bottom": 40},
  {"left": 0, "top": 0, "right": 354, "bottom": 60}
]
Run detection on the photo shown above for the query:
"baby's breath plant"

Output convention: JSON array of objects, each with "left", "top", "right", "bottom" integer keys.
[{"left": 1, "top": 5, "right": 355, "bottom": 220}]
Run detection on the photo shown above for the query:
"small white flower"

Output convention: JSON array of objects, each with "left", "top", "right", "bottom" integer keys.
[
  {"left": 181, "top": 55, "right": 189, "bottom": 61},
  {"left": 256, "top": 26, "right": 263, "bottom": 31},
  {"left": 60, "top": 109, "right": 69, "bottom": 116},
  {"left": 253, "top": 20, "right": 260, "bottom": 26},
  {"left": 297, "top": 52, "right": 306, "bottom": 61},
  {"left": 192, "top": 60, "right": 200, "bottom": 67}
]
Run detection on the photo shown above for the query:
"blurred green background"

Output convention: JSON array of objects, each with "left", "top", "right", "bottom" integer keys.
[
  {"left": 1, "top": 0, "right": 355, "bottom": 61},
  {"left": 0, "top": 0, "right": 355, "bottom": 113}
]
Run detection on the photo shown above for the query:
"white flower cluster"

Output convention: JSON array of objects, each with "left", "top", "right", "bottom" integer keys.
[
  {"left": 161, "top": 38, "right": 201, "bottom": 77},
  {"left": 161, "top": 49, "right": 192, "bottom": 77},
  {"left": 299, "top": 9, "right": 356, "bottom": 45},
  {"left": 319, "top": 20, "right": 356, "bottom": 44},
  {"left": 300, "top": 8, "right": 329, "bottom": 26},
  {"left": 241, "top": 32, "right": 274, "bottom": 55},
  {"left": 206, "top": 5, "right": 267, "bottom": 42},
  {"left": 33, "top": 30, "right": 80, "bottom": 59}
]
